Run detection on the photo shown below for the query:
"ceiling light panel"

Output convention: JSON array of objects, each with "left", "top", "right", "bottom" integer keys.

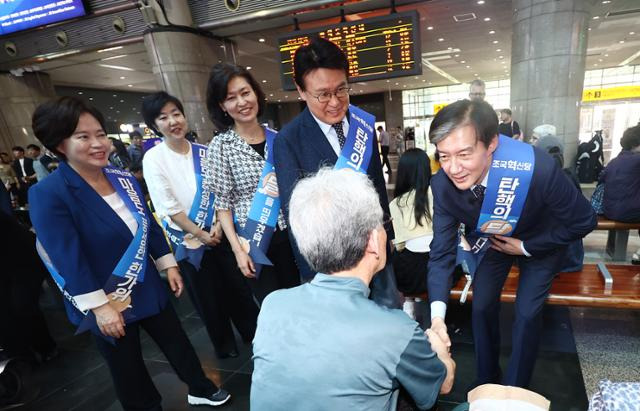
[{"left": 98, "top": 64, "right": 135, "bottom": 71}]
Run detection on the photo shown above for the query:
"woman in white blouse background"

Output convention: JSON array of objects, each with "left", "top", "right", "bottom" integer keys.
[
  {"left": 142, "top": 92, "right": 258, "bottom": 359},
  {"left": 204, "top": 63, "right": 300, "bottom": 303}
]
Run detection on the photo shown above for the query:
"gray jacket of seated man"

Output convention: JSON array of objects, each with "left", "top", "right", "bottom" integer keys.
[{"left": 251, "top": 273, "right": 446, "bottom": 410}]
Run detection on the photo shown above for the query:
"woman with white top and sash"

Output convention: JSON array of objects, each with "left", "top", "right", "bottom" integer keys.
[
  {"left": 204, "top": 63, "right": 300, "bottom": 303},
  {"left": 141, "top": 92, "right": 258, "bottom": 359},
  {"left": 28, "top": 97, "right": 230, "bottom": 410}
]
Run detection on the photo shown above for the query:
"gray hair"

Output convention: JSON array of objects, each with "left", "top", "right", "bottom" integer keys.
[
  {"left": 288, "top": 168, "right": 383, "bottom": 274},
  {"left": 429, "top": 120, "right": 463, "bottom": 145}
]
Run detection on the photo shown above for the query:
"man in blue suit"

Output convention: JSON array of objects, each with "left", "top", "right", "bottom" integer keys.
[
  {"left": 426, "top": 100, "right": 597, "bottom": 388},
  {"left": 274, "top": 38, "right": 400, "bottom": 307}
]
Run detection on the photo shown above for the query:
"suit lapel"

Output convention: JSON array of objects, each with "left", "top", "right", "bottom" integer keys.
[
  {"left": 59, "top": 162, "right": 133, "bottom": 242},
  {"left": 301, "top": 108, "right": 339, "bottom": 163},
  {"left": 463, "top": 188, "right": 483, "bottom": 228}
]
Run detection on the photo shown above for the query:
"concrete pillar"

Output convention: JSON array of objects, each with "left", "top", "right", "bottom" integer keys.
[
  {"left": 384, "top": 90, "right": 404, "bottom": 132},
  {"left": 0, "top": 72, "right": 56, "bottom": 152},
  {"left": 383, "top": 90, "right": 404, "bottom": 154},
  {"left": 510, "top": 0, "right": 592, "bottom": 161},
  {"left": 143, "top": 0, "right": 235, "bottom": 143}
]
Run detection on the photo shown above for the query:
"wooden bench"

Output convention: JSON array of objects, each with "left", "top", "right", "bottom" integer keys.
[
  {"left": 406, "top": 263, "right": 640, "bottom": 309},
  {"left": 596, "top": 217, "right": 640, "bottom": 261}
]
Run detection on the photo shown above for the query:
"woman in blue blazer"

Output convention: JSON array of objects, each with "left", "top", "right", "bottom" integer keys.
[{"left": 28, "top": 97, "right": 230, "bottom": 410}]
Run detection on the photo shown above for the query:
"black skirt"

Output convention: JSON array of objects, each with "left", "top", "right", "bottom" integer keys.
[{"left": 392, "top": 248, "right": 429, "bottom": 294}]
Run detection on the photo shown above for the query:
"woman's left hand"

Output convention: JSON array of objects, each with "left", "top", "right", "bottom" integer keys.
[
  {"left": 166, "top": 267, "right": 184, "bottom": 297},
  {"left": 211, "top": 221, "right": 223, "bottom": 244}
]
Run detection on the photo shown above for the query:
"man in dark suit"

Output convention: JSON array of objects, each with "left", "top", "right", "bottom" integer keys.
[
  {"left": 426, "top": 100, "right": 597, "bottom": 388},
  {"left": 11, "top": 146, "right": 36, "bottom": 206},
  {"left": 274, "top": 38, "right": 399, "bottom": 307}
]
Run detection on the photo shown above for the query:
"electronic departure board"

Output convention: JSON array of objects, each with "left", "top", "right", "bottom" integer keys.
[{"left": 278, "top": 10, "right": 421, "bottom": 90}]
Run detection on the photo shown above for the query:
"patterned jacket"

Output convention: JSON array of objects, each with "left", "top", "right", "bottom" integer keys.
[{"left": 204, "top": 128, "right": 287, "bottom": 230}]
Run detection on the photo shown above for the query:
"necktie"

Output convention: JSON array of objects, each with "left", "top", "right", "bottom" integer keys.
[
  {"left": 472, "top": 185, "right": 486, "bottom": 200},
  {"left": 332, "top": 122, "right": 346, "bottom": 148}
]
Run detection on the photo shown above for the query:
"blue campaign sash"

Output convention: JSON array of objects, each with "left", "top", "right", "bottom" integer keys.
[
  {"left": 163, "top": 143, "right": 215, "bottom": 270},
  {"left": 456, "top": 135, "right": 535, "bottom": 291},
  {"left": 334, "top": 104, "right": 376, "bottom": 174},
  {"left": 237, "top": 128, "right": 280, "bottom": 277},
  {"left": 36, "top": 167, "right": 152, "bottom": 342}
]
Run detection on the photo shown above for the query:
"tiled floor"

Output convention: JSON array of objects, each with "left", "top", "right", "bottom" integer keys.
[
  {"left": 11, "top": 290, "right": 253, "bottom": 411},
  {"left": 7, "top": 274, "right": 622, "bottom": 411},
  {"left": 578, "top": 231, "right": 640, "bottom": 398},
  {"left": 406, "top": 300, "right": 590, "bottom": 411},
  {"left": 4, "top": 160, "right": 638, "bottom": 410}
]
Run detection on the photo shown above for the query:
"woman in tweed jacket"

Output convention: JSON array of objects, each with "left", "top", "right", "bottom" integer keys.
[{"left": 204, "top": 63, "right": 300, "bottom": 303}]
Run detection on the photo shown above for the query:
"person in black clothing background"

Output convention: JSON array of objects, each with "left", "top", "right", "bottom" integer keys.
[
  {"left": 0, "top": 183, "right": 57, "bottom": 364},
  {"left": 497, "top": 108, "right": 521, "bottom": 140},
  {"left": 10, "top": 146, "right": 36, "bottom": 206}
]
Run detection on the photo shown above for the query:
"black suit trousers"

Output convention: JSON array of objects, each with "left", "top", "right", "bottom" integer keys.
[
  {"left": 471, "top": 246, "right": 567, "bottom": 387},
  {"left": 178, "top": 242, "right": 258, "bottom": 356},
  {"left": 93, "top": 303, "right": 217, "bottom": 411},
  {"left": 246, "top": 228, "right": 300, "bottom": 304}
]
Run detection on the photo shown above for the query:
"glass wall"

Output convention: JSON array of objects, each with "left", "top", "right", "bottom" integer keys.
[
  {"left": 584, "top": 65, "right": 640, "bottom": 88},
  {"left": 402, "top": 79, "right": 510, "bottom": 121},
  {"left": 581, "top": 65, "right": 640, "bottom": 161},
  {"left": 403, "top": 65, "right": 640, "bottom": 164}
]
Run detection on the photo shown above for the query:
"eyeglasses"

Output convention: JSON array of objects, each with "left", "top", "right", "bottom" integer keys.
[{"left": 307, "top": 87, "right": 351, "bottom": 104}]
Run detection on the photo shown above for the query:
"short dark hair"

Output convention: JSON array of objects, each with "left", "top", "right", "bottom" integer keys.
[
  {"left": 12, "top": 146, "right": 24, "bottom": 152},
  {"left": 109, "top": 137, "right": 129, "bottom": 159},
  {"left": 206, "top": 63, "right": 266, "bottom": 131},
  {"left": 470, "top": 79, "right": 485, "bottom": 88},
  {"left": 141, "top": 91, "right": 185, "bottom": 136},
  {"left": 500, "top": 108, "right": 512, "bottom": 116},
  {"left": 129, "top": 163, "right": 143, "bottom": 174},
  {"left": 32, "top": 97, "right": 106, "bottom": 159},
  {"left": 620, "top": 125, "right": 640, "bottom": 151},
  {"left": 26, "top": 144, "right": 41, "bottom": 151},
  {"left": 129, "top": 130, "right": 143, "bottom": 140},
  {"left": 429, "top": 99, "right": 498, "bottom": 148},
  {"left": 293, "top": 37, "right": 349, "bottom": 91}
]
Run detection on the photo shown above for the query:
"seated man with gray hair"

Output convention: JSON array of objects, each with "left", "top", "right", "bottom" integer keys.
[{"left": 250, "top": 168, "right": 455, "bottom": 411}]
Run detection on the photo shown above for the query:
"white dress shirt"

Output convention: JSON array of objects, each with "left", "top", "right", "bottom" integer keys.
[{"left": 309, "top": 111, "right": 349, "bottom": 156}]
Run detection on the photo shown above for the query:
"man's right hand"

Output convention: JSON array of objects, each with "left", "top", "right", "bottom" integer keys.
[
  {"left": 426, "top": 329, "right": 456, "bottom": 394},
  {"left": 93, "top": 302, "right": 126, "bottom": 338},
  {"left": 430, "top": 316, "right": 451, "bottom": 349}
]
